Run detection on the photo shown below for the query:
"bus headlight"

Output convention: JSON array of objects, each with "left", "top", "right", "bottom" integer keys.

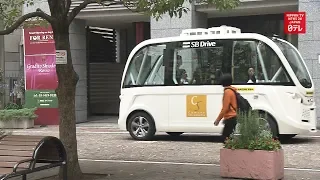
[
  {"left": 291, "top": 93, "right": 313, "bottom": 105},
  {"left": 306, "top": 97, "right": 314, "bottom": 104}
]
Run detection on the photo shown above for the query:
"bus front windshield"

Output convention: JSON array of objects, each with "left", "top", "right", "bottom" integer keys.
[{"left": 274, "top": 39, "right": 312, "bottom": 88}]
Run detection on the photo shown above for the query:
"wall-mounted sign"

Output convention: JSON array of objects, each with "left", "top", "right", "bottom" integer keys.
[
  {"left": 284, "top": 12, "right": 306, "bottom": 34},
  {"left": 56, "top": 50, "right": 67, "bottom": 64}
]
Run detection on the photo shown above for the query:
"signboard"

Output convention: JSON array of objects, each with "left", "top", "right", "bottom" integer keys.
[
  {"left": 56, "top": 50, "right": 67, "bottom": 64},
  {"left": 25, "top": 55, "right": 58, "bottom": 90},
  {"left": 23, "top": 27, "right": 55, "bottom": 55},
  {"left": 284, "top": 12, "right": 306, "bottom": 34},
  {"left": 25, "top": 90, "right": 58, "bottom": 108},
  {"left": 23, "top": 25, "right": 59, "bottom": 125},
  {"left": 186, "top": 95, "right": 207, "bottom": 117}
]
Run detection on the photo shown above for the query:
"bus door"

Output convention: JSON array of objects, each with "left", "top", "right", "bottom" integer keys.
[{"left": 167, "top": 40, "right": 233, "bottom": 133}]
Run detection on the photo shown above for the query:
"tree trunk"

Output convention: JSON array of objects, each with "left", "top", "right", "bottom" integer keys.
[{"left": 53, "top": 25, "right": 82, "bottom": 180}]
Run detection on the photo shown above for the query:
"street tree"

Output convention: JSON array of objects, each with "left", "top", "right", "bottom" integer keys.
[{"left": 0, "top": 0, "right": 240, "bottom": 179}]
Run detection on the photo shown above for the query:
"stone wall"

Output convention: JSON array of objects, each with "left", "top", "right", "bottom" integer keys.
[
  {"left": 150, "top": 2, "right": 207, "bottom": 39},
  {"left": 70, "top": 19, "right": 87, "bottom": 123},
  {"left": 298, "top": 0, "right": 320, "bottom": 127}
]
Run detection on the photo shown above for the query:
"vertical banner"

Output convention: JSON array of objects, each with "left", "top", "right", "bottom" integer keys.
[
  {"left": 23, "top": 26, "right": 59, "bottom": 125},
  {"left": 284, "top": 12, "right": 306, "bottom": 34}
]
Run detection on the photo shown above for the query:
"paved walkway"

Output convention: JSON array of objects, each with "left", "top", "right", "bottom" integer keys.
[
  {"left": 7, "top": 116, "right": 320, "bottom": 179},
  {"left": 11, "top": 160, "right": 320, "bottom": 180}
]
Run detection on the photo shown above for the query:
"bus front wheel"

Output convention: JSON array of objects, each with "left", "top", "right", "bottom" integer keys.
[
  {"left": 258, "top": 111, "right": 278, "bottom": 138},
  {"left": 128, "top": 112, "right": 156, "bottom": 141},
  {"left": 279, "top": 134, "right": 296, "bottom": 141}
]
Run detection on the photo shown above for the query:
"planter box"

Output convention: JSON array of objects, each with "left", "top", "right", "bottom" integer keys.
[
  {"left": 220, "top": 148, "right": 284, "bottom": 180},
  {"left": 0, "top": 118, "right": 34, "bottom": 129}
]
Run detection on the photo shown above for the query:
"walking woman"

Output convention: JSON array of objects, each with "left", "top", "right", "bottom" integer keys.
[{"left": 214, "top": 74, "right": 238, "bottom": 143}]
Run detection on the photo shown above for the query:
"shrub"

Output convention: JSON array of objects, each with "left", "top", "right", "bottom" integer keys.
[
  {"left": 0, "top": 108, "right": 38, "bottom": 121},
  {"left": 4, "top": 102, "right": 22, "bottom": 110},
  {"left": 224, "top": 110, "right": 281, "bottom": 151}
]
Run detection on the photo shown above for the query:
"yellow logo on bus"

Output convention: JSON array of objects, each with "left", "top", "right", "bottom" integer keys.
[
  {"left": 306, "top": 91, "right": 313, "bottom": 95},
  {"left": 236, "top": 87, "right": 254, "bottom": 92},
  {"left": 186, "top": 95, "right": 207, "bottom": 117}
]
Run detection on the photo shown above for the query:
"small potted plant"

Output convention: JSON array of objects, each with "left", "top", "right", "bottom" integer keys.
[
  {"left": 220, "top": 110, "right": 284, "bottom": 180},
  {"left": 0, "top": 103, "right": 37, "bottom": 129}
]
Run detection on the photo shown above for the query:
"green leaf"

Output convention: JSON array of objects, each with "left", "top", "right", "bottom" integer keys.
[
  {"left": 124, "top": 0, "right": 240, "bottom": 21},
  {"left": 0, "top": 0, "right": 35, "bottom": 30}
]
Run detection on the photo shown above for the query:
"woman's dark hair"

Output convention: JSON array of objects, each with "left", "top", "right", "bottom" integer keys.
[{"left": 220, "top": 73, "right": 233, "bottom": 87}]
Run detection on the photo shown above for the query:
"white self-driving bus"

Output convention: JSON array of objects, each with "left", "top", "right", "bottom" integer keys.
[{"left": 118, "top": 26, "right": 317, "bottom": 141}]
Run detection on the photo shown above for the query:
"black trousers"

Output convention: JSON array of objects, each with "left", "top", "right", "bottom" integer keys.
[{"left": 221, "top": 117, "right": 237, "bottom": 143}]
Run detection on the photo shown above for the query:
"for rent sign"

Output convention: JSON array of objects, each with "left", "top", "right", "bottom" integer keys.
[
  {"left": 23, "top": 25, "right": 59, "bottom": 125},
  {"left": 284, "top": 12, "right": 306, "bottom": 34}
]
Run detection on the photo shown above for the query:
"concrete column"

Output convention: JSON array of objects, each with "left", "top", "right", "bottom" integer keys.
[
  {"left": 150, "top": 2, "right": 207, "bottom": 39},
  {"left": 0, "top": 21, "right": 4, "bottom": 107},
  {"left": 298, "top": 1, "right": 320, "bottom": 127},
  {"left": 116, "top": 30, "right": 121, "bottom": 63},
  {"left": 119, "top": 29, "right": 128, "bottom": 64},
  {"left": 3, "top": 28, "right": 21, "bottom": 105},
  {"left": 69, "top": 19, "right": 87, "bottom": 123}
]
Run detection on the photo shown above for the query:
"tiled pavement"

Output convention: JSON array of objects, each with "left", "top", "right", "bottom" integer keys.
[{"left": 6, "top": 116, "right": 320, "bottom": 180}]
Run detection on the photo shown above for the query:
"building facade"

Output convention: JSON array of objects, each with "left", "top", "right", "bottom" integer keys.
[{"left": 1, "top": 0, "right": 319, "bottom": 126}]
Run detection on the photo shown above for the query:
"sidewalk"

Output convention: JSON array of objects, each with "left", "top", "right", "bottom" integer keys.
[{"left": 14, "top": 160, "right": 320, "bottom": 180}]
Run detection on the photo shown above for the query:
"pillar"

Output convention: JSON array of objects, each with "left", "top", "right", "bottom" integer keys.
[
  {"left": 298, "top": 1, "right": 320, "bottom": 127},
  {"left": 116, "top": 30, "right": 121, "bottom": 63},
  {"left": 69, "top": 19, "right": 87, "bottom": 123},
  {"left": 0, "top": 21, "right": 4, "bottom": 107}
]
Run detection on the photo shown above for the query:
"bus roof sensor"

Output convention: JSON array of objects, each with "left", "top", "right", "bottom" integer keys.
[{"left": 180, "top": 25, "right": 241, "bottom": 36}]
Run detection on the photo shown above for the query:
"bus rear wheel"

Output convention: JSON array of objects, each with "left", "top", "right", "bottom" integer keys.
[
  {"left": 128, "top": 112, "right": 156, "bottom": 141},
  {"left": 166, "top": 132, "right": 184, "bottom": 136}
]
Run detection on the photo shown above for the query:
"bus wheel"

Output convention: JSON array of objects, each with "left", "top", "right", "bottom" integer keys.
[
  {"left": 166, "top": 132, "right": 184, "bottom": 136},
  {"left": 279, "top": 134, "right": 296, "bottom": 141},
  {"left": 258, "top": 111, "right": 278, "bottom": 138},
  {"left": 128, "top": 112, "right": 156, "bottom": 141}
]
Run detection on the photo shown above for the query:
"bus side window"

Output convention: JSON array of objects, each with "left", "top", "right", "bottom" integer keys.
[
  {"left": 232, "top": 40, "right": 292, "bottom": 85},
  {"left": 232, "top": 41, "right": 257, "bottom": 84},
  {"left": 123, "top": 44, "right": 167, "bottom": 87},
  {"left": 171, "top": 40, "right": 231, "bottom": 85}
]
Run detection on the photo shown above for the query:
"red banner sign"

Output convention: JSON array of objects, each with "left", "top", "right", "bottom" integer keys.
[
  {"left": 284, "top": 12, "right": 306, "bottom": 34},
  {"left": 24, "top": 27, "right": 55, "bottom": 55},
  {"left": 23, "top": 25, "right": 59, "bottom": 125}
]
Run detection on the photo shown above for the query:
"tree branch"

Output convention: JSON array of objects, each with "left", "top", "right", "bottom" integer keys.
[
  {"left": 67, "top": 0, "right": 123, "bottom": 24},
  {"left": 0, "top": 9, "right": 55, "bottom": 35},
  {"left": 65, "top": 0, "right": 72, "bottom": 17}
]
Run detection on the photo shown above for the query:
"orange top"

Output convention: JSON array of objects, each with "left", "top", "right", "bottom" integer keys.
[{"left": 216, "top": 86, "right": 237, "bottom": 121}]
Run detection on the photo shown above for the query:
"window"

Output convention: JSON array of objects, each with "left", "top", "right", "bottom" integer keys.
[
  {"left": 123, "top": 39, "right": 293, "bottom": 88},
  {"left": 232, "top": 40, "right": 292, "bottom": 85},
  {"left": 172, "top": 40, "right": 233, "bottom": 85},
  {"left": 171, "top": 39, "right": 292, "bottom": 86},
  {"left": 123, "top": 44, "right": 166, "bottom": 87},
  {"left": 274, "top": 40, "right": 311, "bottom": 88}
]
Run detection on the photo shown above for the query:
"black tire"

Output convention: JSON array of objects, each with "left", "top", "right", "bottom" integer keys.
[
  {"left": 127, "top": 112, "right": 156, "bottom": 141},
  {"left": 166, "top": 132, "right": 184, "bottom": 136},
  {"left": 279, "top": 134, "right": 296, "bottom": 141},
  {"left": 258, "top": 111, "right": 279, "bottom": 138}
]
